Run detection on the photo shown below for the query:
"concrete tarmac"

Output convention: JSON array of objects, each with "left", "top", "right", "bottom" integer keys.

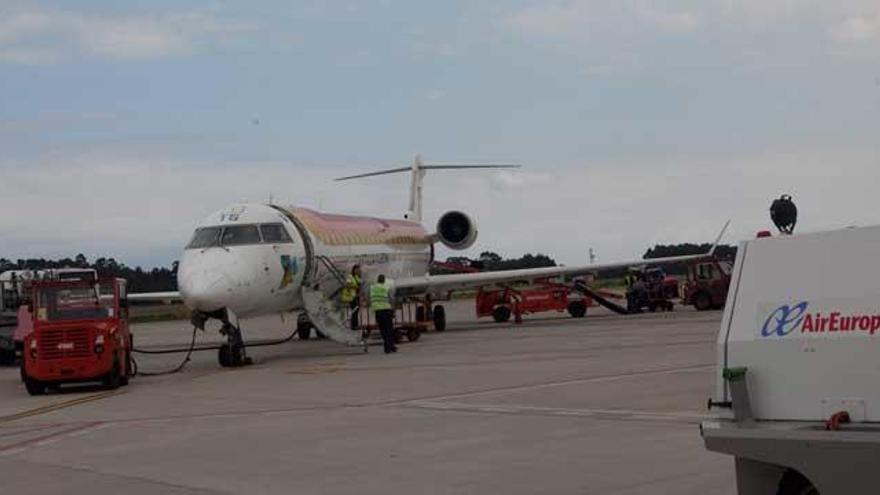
[{"left": 0, "top": 301, "right": 734, "bottom": 494}]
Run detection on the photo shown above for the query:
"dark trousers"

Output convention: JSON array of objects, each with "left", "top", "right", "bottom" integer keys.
[
  {"left": 375, "top": 309, "right": 396, "bottom": 353},
  {"left": 349, "top": 300, "right": 359, "bottom": 330}
]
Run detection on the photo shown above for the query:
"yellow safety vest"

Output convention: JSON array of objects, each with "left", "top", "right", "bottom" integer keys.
[
  {"left": 369, "top": 282, "right": 392, "bottom": 311},
  {"left": 341, "top": 274, "right": 360, "bottom": 303}
]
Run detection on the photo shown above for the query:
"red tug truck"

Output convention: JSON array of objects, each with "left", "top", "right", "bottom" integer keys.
[{"left": 20, "top": 277, "right": 132, "bottom": 395}]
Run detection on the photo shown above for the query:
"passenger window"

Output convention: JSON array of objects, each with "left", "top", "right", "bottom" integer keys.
[
  {"left": 221, "top": 225, "right": 261, "bottom": 246},
  {"left": 260, "top": 224, "right": 293, "bottom": 243},
  {"left": 187, "top": 227, "right": 221, "bottom": 249}
]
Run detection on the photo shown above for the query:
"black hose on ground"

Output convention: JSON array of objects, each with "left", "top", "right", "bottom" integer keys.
[
  {"left": 131, "top": 326, "right": 199, "bottom": 377},
  {"left": 130, "top": 328, "right": 300, "bottom": 376},
  {"left": 574, "top": 284, "right": 630, "bottom": 315}
]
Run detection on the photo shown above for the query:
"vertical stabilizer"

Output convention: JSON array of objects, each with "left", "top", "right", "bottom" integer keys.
[{"left": 408, "top": 154, "right": 426, "bottom": 222}]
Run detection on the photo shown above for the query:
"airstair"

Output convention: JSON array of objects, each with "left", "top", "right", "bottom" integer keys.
[{"left": 301, "top": 256, "right": 367, "bottom": 350}]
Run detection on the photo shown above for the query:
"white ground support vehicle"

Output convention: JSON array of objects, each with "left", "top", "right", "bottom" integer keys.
[{"left": 702, "top": 226, "right": 880, "bottom": 495}]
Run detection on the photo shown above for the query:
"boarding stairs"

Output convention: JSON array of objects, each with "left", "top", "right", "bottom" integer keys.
[{"left": 301, "top": 256, "right": 367, "bottom": 350}]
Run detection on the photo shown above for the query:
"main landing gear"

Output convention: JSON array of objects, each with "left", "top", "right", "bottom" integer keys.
[{"left": 192, "top": 309, "right": 253, "bottom": 368}]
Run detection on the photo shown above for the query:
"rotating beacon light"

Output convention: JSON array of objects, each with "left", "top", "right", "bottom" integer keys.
[{"left": 770, "top": 194, "right": 797, "bottom": 235}]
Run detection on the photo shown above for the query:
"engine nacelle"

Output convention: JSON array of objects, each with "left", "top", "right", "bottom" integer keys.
[{"left": 435, "top": 210, "right": 478, "bottom": 250}]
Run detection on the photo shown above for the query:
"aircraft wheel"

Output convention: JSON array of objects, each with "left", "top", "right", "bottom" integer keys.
[
  {"left": 567, "top": 301, "right": 587, "bottom": 318},
  {"left": 492, "top": 306, "right": 511, "bottom": 323},
  {"left": 416, "top": 306, "right": 427, "bottom": 322},
  {"left": 693, "top": 292, "right": 712, "bottom": 311},
  {"left": 433, "top": 305, "right": 447, "bottom": 332},
  {"left": 297, "top": 322, "right": 312, "bottom": 340},
  {"left": 218, "top": 344, "right": 233, "bottom": 367}
]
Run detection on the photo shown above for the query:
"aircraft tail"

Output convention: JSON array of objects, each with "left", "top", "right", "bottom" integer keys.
[{"left": 335, "top": 154, "right": 519, "bottom": 222}]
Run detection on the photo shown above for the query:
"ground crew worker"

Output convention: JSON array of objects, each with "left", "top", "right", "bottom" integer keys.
[
  {"left": 370, "top": 274, "right": 397, "bottom": 354},
  {"left": 341, "top": 265, "right": 362, "bottom": 330}
]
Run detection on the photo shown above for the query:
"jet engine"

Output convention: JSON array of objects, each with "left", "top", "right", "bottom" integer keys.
[{"left": 435, "top": 210, "right": 477, "bottom": 250}]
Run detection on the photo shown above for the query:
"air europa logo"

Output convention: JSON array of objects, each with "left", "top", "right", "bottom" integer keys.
[
  {"left": 761, "top": 301, "right": 880, "bottom": 338},
  {"left": 761, "top": 302, "right": 809, "bottom": 337}
]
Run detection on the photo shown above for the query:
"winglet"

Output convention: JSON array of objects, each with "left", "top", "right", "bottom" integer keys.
[{"left": 707, "top": 220, "right": 731, "bottom": 257}]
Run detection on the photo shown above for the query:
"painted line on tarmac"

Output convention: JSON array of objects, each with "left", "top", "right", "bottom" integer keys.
[
  {"left": 405, "top": 401, "right": 707, "bottom": 424},
  {"left": 0, "top": 390, "right": 121, "bottom": 424},
  {"left": 398, "top": 364, "right": 714, "bottom": 403},
  {"left": 0, "top": 422, "right": 105, "bottom": 456}
]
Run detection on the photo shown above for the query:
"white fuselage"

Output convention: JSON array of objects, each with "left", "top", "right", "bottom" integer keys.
[{"left": 177, "top": 203, "right": 431, "bottom": 318}]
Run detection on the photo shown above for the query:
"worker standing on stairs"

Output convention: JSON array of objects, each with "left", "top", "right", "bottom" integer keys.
[
  {"left": 341, "top": 265, "right": 362, "bottom": 330},
  {"left": 370, "top": 274, "right": 397, "bottom": 354}
]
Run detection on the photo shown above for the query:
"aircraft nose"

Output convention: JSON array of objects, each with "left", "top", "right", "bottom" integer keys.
[
  {"left": 180, "top": 270, "right": 229, "bottom": 313},
  {"left": 179, "top": 251, "right": 240, "bottom": 313}
]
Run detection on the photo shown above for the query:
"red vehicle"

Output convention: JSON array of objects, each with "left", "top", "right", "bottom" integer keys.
[
  {"left": 682, "top": 258, "right": 732, "bottom": 311},
  {"left": 476, "top": 279, "right": 594, "bottom": 323},
  {"left": 21, "top": 278, "right": 132, "bottom": 395}
]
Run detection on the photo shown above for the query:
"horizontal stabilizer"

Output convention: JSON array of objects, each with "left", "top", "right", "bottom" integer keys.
[{"left": 335, "top": 164, "right": 520, "bottom": 181}]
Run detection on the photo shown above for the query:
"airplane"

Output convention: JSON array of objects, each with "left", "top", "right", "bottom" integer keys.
[{"left": 132, "top": 155, "right": 728, "bottom": 367}]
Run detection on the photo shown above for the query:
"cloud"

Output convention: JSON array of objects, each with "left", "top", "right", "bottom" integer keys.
[
  {"left": 829, "top": 15, "right": 880, "bottom": 42},
  {"left": 503, "top": 1, "right": 701, "bottom": 36},
  {"left": 424, "top": 89, "right": 447, "bottom": 100},
  {"left": 636, "top": 6, "right": 702, "bottom": 33},
  {"left": 0, "top": 6, "right": 254, "bottom": 64},
  {"left": 501, "top": 1, "right": 880, "bottom": 65},
  {"left": 2, "top": 144, "right": 879, "bottom": 269}
]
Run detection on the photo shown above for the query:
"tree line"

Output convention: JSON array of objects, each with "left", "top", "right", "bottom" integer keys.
[{"left": 0, "top": 256, "right": 178, "bottom": 292}]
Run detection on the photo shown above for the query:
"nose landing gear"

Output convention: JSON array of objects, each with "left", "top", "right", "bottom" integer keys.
[
  {"left": 218, "top": 322, "right": 252, "bottom": 367},
  {"left": 191, "top": 309, "right": 252, "bottom": 368}
]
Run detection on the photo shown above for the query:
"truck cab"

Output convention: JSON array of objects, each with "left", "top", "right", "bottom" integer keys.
[
  {"left": 682, "top": 258, "right": 732, "bottom": 311},
  {"left": 702, "top": 227, "right": 880, "bottom": 495},
  {"left": 21, "top": 277, "right": 132, "bottom": 395}
]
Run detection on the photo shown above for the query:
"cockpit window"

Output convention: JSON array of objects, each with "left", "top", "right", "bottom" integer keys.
[
  {"left": 187, "top": 227, "right": 221, "bottom": 249},
  {"left": 186, "top": 223, "right": 294, "bottom": 249},
  {"left": 220, "top": 225, "right": 261, "bottom": 246},
  {"left": 260, "top": 223, "right": 293, "bottom": 243}
]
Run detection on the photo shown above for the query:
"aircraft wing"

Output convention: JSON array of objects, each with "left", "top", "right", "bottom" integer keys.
[
  {"left": 395, "top": 221, "right": 730, "bottom": 297},
  {"left": 127, "top": 291, "right": 181, "bottom": 302},
  {"left": 394, "top": 253, "right": 705, "bottom": 296}
]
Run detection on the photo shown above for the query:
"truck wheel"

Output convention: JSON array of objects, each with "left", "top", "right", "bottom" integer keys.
[
  {"left": 102, "top": 360, "right": 122, "bottom": 389},
  {"left": 433, "top": 305, "right": 447, "bottom": 332},
  {"left": 0, "top": 349, "right": 14, "bottom": 366},
  {"left": 693, "top": 292, "right": 712, "bottom": 311},
  {"left": 22, "top": 363, "right": 45, "bottom": 395},
  {"left": 777, "top": 470, "right": 818, "bottom": 495},
  {"left": 567, "top": 301, "right": 587, "bottom": 318},
  {"left": 406, "top": 327, "right": 421, "bottom": 342},
  {"left": 492, "top": 306, "right": 511, "bottom": 323},
  {"left": 24, "top": 375, "right": 45, "bottom": 396},
  {"left": 120, "top": 350, "right": 131, "bottom": 386}
]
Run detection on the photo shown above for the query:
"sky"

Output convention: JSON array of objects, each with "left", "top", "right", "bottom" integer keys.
[{"left": 0, "top": 0, "right": 878, "bottom": 268}]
